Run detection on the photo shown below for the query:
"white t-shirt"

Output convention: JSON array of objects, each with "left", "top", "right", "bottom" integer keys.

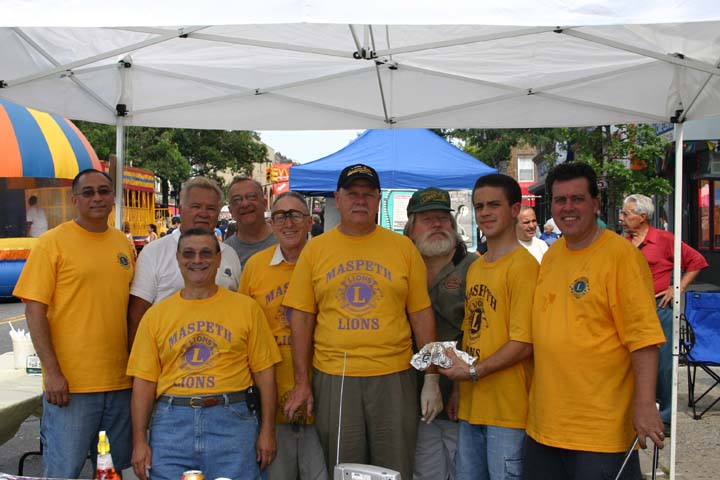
[
  {"left": 130, "top": 228, "right": 242, "bottom": 304},
  {"left": 26, "top": 206, "right": 48, "bottom": 237},
  {"left": 518, "top": 236, "right": 549, "bottom": 264}
]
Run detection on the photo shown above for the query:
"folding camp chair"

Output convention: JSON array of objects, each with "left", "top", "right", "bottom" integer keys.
[{"left": 680, "top": 291, "right": 720, "bottom": 420}]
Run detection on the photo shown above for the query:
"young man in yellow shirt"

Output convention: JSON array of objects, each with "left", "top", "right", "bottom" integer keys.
[{"left": 440, "top": 174, "right": 537, "bottom": 480}]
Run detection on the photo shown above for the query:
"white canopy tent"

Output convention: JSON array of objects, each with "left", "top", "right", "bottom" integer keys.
[{"left": 2, "top": 2, "right": 720, "bottom": 477}]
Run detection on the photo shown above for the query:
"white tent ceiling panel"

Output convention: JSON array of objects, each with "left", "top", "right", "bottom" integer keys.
[
  {"left": 690, "top": 76, "right": 720, "bottom": 118},
  {"left": 5, "top": 77, "right": 117, "bottom": 122},
  {"left": 410, "top": 94, "right": 665, "bottom": 129},
  {"left": 0, "top": 5, "right": 719, "bottom": 130},
  {"left": 3, "top": 1, "right": 720, "bottom": 28},
  {"left": 544, "top": 63, "right": 675, "bottom": 118},
  {"left": 127, "top": 93, "right": 389, "bottom": 130}
]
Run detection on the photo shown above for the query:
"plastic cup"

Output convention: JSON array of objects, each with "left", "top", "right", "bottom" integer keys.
[{"left": 12, "top": 338, "right": 36, "bottom": 369}]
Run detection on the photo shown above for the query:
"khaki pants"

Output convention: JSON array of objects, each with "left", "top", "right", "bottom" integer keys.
[
  {"left": 313, "top": 369, "right": 418, "bottom": 480},
  {"left": 266, "top": 424, "right": 328, "bottom": 480},
  {"left": 414, "top": 418, "right": 458, "bottom": 480}
]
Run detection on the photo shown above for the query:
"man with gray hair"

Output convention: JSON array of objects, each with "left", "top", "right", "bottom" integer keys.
[
  {"left": 404, "top": 187, "right": 478, "bottom": 480},
  {"left": 283, "top": 164, "right": 439, "bottom": 480},
  {"left": 225, "top": 176, "right": 277, "bottom": 267},
  {"left": 620, "top": 193, "right": 708, "bottom": 433},
  {"left": 128, "top": 176, "right": 242, "bottom": 345}
]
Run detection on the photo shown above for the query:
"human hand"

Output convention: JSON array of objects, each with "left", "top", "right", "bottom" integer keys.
[
  {"left": 438, "top": 348, "right": 471, "bottom": 382},
  {"left": 634, "top": 402, "right": 665, "bottom": 449},
  {"left": 256, "top": 427, "right": 277, "bottom": 470},
  {"left": 420, "top": 374, "right": 443, "bottom": 424},
  {"left": 284, "top": 381, "right": 313, "bottom": 421},
  {"left": 43, "top": 369, "right": 69, "bottom": 406},
  {"left": 131, "top": 441, "right": 152, "bottom": 480},
  {"left": 656, "top": 287, "right": 673, "bottom": 309}
]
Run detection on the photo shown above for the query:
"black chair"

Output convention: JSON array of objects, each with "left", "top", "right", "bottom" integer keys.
[
  {"left": 17, "top": 442, "right": 42, "bottom": 475},
  {"left": 680, "top": 291, "right": 720, "bottom": 420}
]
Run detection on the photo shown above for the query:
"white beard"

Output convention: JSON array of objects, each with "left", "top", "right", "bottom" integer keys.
[{"left": 416, "top": 229, "right": 456, "bottom": 257}]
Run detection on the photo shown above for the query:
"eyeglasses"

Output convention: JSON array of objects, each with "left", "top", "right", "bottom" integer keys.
[
  {"left": 73, "top": 187, "right": 114, "bottom": 198},
  {"left": 180, "top": 248, "right": 217, "bottom": 260},
  {"left": 230, "top": 192, "right": 261, "bottom": 205},
  {"left": 271, "top": 210, "right": 309, "bottom": 225}
]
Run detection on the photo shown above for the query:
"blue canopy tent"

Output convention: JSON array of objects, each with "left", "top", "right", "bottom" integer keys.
[{"left": 289, "top": 129, "right": 496, "bottom": 195}]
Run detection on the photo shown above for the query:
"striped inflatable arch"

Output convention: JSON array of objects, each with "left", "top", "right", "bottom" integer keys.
[{"left": 0, "top": 97, "right": 101, "bottom": 179}]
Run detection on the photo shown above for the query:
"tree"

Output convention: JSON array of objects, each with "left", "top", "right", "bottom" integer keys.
[
  {"left": 73, "top": 121, "right": 268, "bottom": 205},
  {"left": 172, "top": 129, "right": 267, "bottom": 186},
  {"left": 127, "top": 127, "right": 192, "bottom": 205},
  {"left": 434, "top": 128, "right": 558, "bottom": 169},
  {"left": 439, "top": 125, "right": 672, "bottom": 228}
]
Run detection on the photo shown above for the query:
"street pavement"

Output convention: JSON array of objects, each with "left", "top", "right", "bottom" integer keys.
[{"left": 1, "top": 300, "right": 719, "bottom": 479}]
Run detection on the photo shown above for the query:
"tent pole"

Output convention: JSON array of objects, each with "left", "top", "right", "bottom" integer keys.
[
  {"left": 114, "top": 116, "right": 124, "bottom": 229},
  {"left": 670, "top": 121, "right": 684, "bottom": 480}
]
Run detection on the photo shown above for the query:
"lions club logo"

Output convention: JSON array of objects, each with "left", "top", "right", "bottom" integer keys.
[
  {"left": 570, "top": 277, "right": 590, "bottom": 298},
  {"left": 336, "top": 274, "right": 382, "bottom": 315},
  {"left": 467, "top": 297, "right": 486, "bottom": 340},
  {"left": 179, "top": 335, "right": 218, "bottom": 370},
  {"left": 117, "top": 253, "right": 131, "bottom": 269},
  {"left": 274, "top": 305, "right": 291, "bottom": 329}
]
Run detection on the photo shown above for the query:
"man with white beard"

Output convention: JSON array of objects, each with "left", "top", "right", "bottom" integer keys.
[{"left": 404, "top": 187, "right": 478, "bottom": 480}]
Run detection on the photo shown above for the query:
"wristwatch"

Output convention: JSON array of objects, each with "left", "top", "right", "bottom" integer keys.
[{"left": 468, "top": 365, "right": 478, "bottom": 382}]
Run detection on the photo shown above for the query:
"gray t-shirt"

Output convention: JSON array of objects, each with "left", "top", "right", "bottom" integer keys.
[{"left": 224, "top": 232, "right": 277, "bottom": 267}]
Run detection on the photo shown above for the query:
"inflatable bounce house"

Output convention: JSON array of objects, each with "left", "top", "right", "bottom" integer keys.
[{"left": 0, "top": 97, "right": 101, "bottom": 298}]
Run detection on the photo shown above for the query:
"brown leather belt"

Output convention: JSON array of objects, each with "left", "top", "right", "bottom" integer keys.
[{"left": 157, "top": 391, "right": 246, "bottom": 408}]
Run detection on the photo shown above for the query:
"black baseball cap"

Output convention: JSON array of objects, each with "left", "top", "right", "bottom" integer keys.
[{"left": 336, "top": 164, "right": 380, "bottom": 191}]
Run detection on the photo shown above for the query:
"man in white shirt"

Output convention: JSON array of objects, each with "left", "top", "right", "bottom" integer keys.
[
  {"left": 26, "top": 195, "right": 48, "bottom": 237},
  {"left": 516, "top": 206, "right": 548, "bottom": 263},
  {"left": 127, "top": 177, "right": 242, "bottom": 345}
]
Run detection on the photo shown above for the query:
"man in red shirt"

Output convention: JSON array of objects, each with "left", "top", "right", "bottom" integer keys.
[{"left": 620, "top": 194, "right": 709, "bottom": 431}]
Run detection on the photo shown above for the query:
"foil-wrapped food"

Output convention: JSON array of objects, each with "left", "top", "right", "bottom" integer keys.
[{"left": 410, "top": 341, "right": 477, "bottom": 371}]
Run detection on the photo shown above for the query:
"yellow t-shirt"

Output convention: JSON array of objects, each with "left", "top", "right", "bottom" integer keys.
[
  {"left": 13, "top": 221, "right": 135, "bottom": 393},
  {"left": 127, "top": 288, "right": 281, "bottom": 397},
  {"left": 458, "top": 247, "right": 537, "bottom": 429},
  {"left": 283, "top": 226, "right": 431, "bottom": 376},
  {"left": 527, "top": 231, "right": 665, "bottom": 452},
  {"left": 240, "top": 245, "right": 310, "bottom": 425}
]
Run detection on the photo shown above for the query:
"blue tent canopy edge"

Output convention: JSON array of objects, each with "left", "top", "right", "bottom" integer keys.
[{"left": 289, "top": 129, "right": 497, "bottom": 195}]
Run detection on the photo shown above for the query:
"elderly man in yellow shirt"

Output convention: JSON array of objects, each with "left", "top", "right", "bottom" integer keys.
[
  {"left": 283, "top": 164, "right": 441, "bottom": 480},
  {"left": 127, "top": 228, "right": 281, "bottom": 480},
  {"left": 240, "top": 191, "right": 328, "bottom": 480}
]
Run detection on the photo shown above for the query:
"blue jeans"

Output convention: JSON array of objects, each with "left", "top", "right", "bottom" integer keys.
[
  {"left": 455, "top": 421, "right": 524, "bottom": 480},
  {"left": 41, "top": 389, "right": 131, "bottom": 478},
  {"left": 656, "top": 300, "right": 673, "bottom": 424},
  {"left": 149, "top": 398, "right": 262, "bottom": 480}
]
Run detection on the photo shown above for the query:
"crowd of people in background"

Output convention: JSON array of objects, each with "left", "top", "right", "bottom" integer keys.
[{"left": 12, "top": 160, "right": 707, "bottom": 480}]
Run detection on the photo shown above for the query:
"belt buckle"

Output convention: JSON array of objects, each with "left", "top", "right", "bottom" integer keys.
[{"left": 189, "top": 396, "right": 204, "bottom": 408}]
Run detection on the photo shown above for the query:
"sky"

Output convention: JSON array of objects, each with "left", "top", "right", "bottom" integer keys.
[{"left": 258, "top": 130, "right": 363, "bottom": 164}]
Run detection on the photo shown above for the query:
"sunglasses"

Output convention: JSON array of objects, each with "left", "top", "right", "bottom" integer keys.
[{"left": 73, "top": 187, "right": 114, "bottom": 198}]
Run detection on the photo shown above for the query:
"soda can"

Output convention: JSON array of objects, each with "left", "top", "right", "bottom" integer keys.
[{"left": 182, "top": 470, "right": 204, "bottom": 480}]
